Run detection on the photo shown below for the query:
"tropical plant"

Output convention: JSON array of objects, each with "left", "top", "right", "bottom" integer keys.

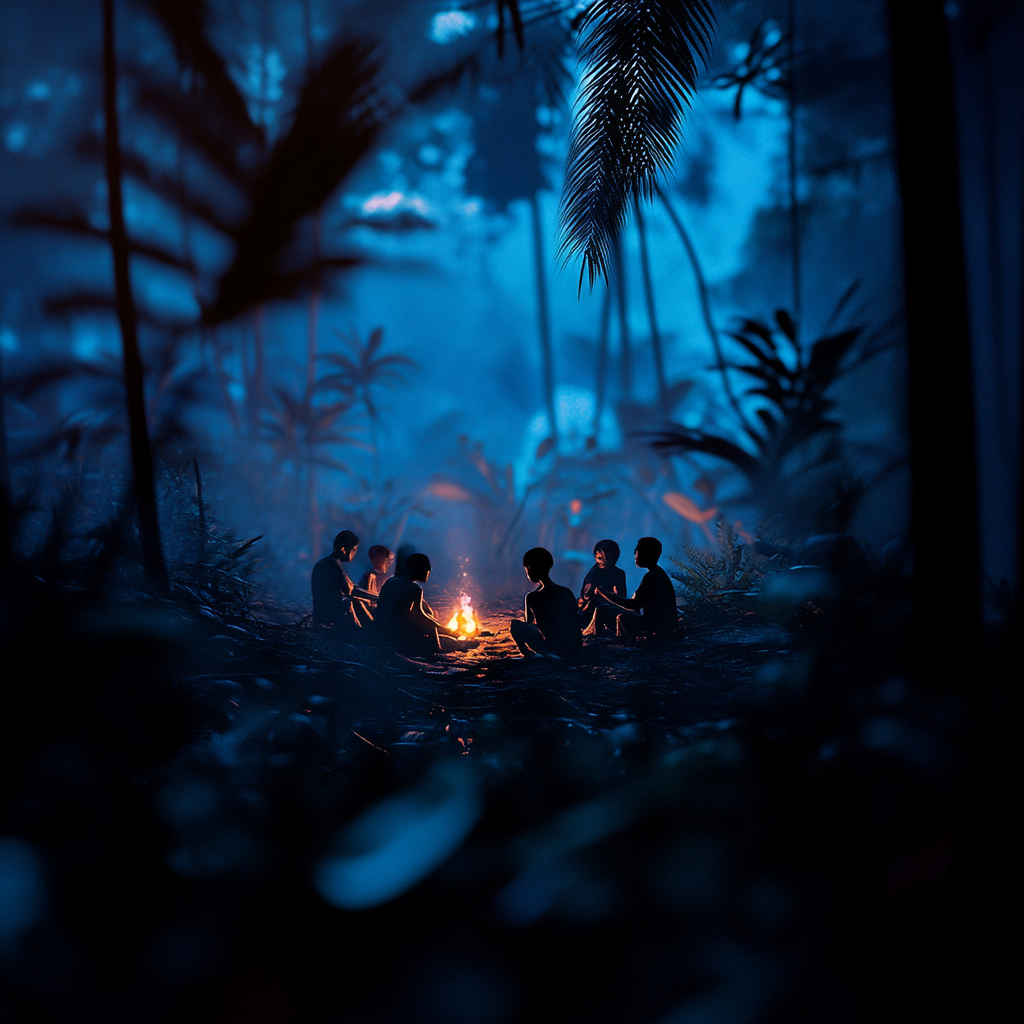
[
  {"left": 648, "top": 308, "right": 872, "bottom": 534},
  {"left": 316, "top": 326, "right": 416, "bottom": 488},
  {"left": 162, "top": 463, "right": 264, "bottom": 621},
  {"left": 558, "top": 0, "right": 718, "bottom": 289},
  {"left": 260, "top": 384, "right": 360, "bottom": 558},
  {"left": 668, "top": 515, "right": 773, "bottom": 619},
  {"left": 424, "top": 436, "right": 524, "bottom": 574}
]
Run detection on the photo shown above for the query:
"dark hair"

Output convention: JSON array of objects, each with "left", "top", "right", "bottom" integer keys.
[
  {"left": 368, "top": 545, "right": 393, "bottom": 563},
  {"left": 523, "top": 547, "right": 554, "bottom": 574},
  {"left": 404, "top": 553, "right": 431, "bottom": 580},
  {"left": 635, "top": 536, "right": 663, "bottom": 562},
  {"left": 594, "top": 538, "right": 620, "bottom": 562},
  {"left": 333, "top": 530, "right": 359, "bottom": 552}
]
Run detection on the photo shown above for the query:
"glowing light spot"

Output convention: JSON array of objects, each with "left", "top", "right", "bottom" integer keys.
[
  {"left": 25, "top": 81, "right": 51, "bottom": 101},
  {"left": 0, "top": 837, "right": 48, "bottom": 954},
  {"left": 5, "top": 122, "right": 27, "bottom": 152},
  {"left": 418, "top": 144, "right": 441, "bottom": 166},
  {"left": 314, "top": 762, "right": 481, "bottom": 909},
  {"left": 429, "top": 10, "right": 476, "bottom": 44},
  {"left": 361, "top": 191, "right": 432, "bottom": 216}
]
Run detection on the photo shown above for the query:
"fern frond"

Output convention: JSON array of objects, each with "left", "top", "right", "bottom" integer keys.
[{"left": 558, "top": 0, "right": 717, "bottom": 290}]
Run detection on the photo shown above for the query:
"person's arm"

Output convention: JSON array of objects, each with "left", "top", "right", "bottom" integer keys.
[
  {"left": 612, "top": 569, "right": 627, "bottom": 597},
  {"left": 524, "top": 592, "right": 537, "bottom": 624},
  {"left": 596, "top": 588, "right": 640, "bottom": 611},
  {"left": 415, "top": 589, "right": 460, "bottom": 636}
]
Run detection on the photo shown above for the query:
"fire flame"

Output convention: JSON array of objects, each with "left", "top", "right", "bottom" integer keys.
[{"left": 447, "top": 593, "right": 478, "bottom": 639}]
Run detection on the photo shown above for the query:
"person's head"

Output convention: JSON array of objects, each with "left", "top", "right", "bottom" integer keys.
[
  {"left": 368, "top": 545, "right": 394, "bottom": 573},
  {"left": 404, "top": 552, "right": 431, "bottom": 582},
  {"left": 594, "top": 539, "right": 620, "bottom": 568},
  {"left": 333, "top": 530, "right": 360, "bottom": 561},
  {"left": 634, "top": 536, "right": 662, "bottom": 568},
  {"left": 522, "top": 546, "right": 554, "bottom": 583}
]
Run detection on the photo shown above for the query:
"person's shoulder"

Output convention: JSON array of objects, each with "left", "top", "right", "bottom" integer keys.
[{"left": 312, "top": 554, "right": 336, "bottom": 576}]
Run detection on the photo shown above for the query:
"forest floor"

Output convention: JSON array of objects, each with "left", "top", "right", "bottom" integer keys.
[
  {"left": 5, "top": 575, "right": 1018, "bottom": 1023},
  {"left": 188, "top": 602, "right": 799, "bottom": 761}
]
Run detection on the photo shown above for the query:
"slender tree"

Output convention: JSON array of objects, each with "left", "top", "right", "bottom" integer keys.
[
  {"left": 590, "top": 284, "right": 612, "bottom": 444},
  {"left": 658, "top": 185, "right": 752, "bottom": 432},
  {"left": 786, "top": 0, "right": 801, "bottom": 326},
  {"left": 612, "top": 234, "right": 633, "bottom": 398},
  {"left": 530, "top": 194, "right": 559, "bottom": 446},
  {"left": 102, "top": 0, "right": 167, "bottom": 590},
  {"left": 634, "top": 196, "right": 669, "bottom": 419}
]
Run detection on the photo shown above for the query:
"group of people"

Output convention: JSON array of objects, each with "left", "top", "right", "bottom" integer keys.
[
  {"left": 311, "top": 529, "right": 678, "bottom": 660},
  {"left": 509, "top": 536, "right": 678, "bottom": 660},
  {"left": 311, "top": 531, "right": 459, "bottom": 656}
]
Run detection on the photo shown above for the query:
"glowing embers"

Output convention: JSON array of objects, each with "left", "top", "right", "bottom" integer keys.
[{"left": 447, "top": 593, "right": 478, "bottom": 639}]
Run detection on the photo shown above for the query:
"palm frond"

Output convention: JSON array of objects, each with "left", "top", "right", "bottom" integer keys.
[
  {"left": 205, "top": 39, "right": 387, "bottom": 323},
  {"left": 136, "top": 0, "right": 262, "bottom": 159},
  {"left": 11, "top": 209, "right": 195, "bottom": 274},
  {"left": 558, "top": 0, "right": 717, "bottom": 290}
]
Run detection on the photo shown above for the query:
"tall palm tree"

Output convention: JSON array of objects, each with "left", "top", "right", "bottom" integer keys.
[{"left": 318, "top": 327, "right": 416, "bottom": 490}]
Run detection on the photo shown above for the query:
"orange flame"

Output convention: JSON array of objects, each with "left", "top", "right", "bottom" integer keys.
[{"left": 447, "top": 593, "right": 478, "bottom": 638}]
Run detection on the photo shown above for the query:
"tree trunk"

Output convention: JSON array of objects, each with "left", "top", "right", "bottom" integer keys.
[
  {"left": 634, "top": 197, "right": 669, "bottom": 420},
  {"left": 251, "top": 303, "right": 266, "bottom": 433},
  {"left": 887, "top": 0, "right": 980, "bottom": 684},
  {"left": 659, "top": 186, "right": 751, "bottom": 432},
  {"left": 787, "top": 0, "right": 802, "bottom": 328},
  {"left": 612, "top": 234, "right": 632, "bottom": 399},
  {"left": 103, "top": 0, "right": 167, "bottom": 591},
  {"left": 530, "top": 193, "right": 558, "bottom": 446},
  {"left": 591, "top": 285, "right": 612, "bottom": 444},
  {"left": 307, "top": 212, "right": 321, "bottom": 392}
]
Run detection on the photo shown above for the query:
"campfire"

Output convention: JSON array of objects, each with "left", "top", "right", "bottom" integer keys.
[{"left": 447, "top": 593, "right": 478, "bottom": 639}]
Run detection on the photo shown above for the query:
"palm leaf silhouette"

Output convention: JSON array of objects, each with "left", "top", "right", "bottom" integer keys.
[
  {"left": 206, "top": 40, "right": 387, "bottom": 323},
  {"left": 558, "top": 0, "right": 718, "bottom": 290},
  {"left": 318, "top": 327, "right": 416, "bottom": 422}
]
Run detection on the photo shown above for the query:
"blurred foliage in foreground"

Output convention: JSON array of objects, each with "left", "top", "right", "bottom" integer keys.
[{"left": 0, "top": 492, "right": 1018, "bottom": 1023}]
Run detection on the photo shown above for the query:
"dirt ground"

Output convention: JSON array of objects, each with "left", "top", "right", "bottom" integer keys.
[{"left": 188, "top": 601, "right": 800, "bottom": 757}]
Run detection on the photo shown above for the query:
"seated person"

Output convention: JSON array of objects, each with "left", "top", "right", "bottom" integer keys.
[
  {"left": 374, "top": 553, "right": 457, "bottom": 655},
  {"left": 578, "top": 539, "right": 628, "bottom": 634},
  {"left": 596, "top": 536, "right": 678, "bottom": 640},
  {"left": 510, "top": 547, "right": 583, "bottom": 660},
  {"left": 358, "top": 544, "right": 394, "bottom": 598},
  {"left": 311, "top": 530, "right": 375, "bottom": 628}
]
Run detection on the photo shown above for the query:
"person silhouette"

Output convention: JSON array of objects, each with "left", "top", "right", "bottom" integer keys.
[
  {"left": 311, "top": 530, "right": 375, "bottom": 628},
  {"left": 596, "top": 536, "right": 678, "bottom": 639},
  {"left": 509, "top": 547, "right": 583, "bottom": 660},
  {"left": 374, "top": 552, "right": 458, "bottom": 655},
  {"left": 578, "top": 539, "right": 628, "bottom": 634}
]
